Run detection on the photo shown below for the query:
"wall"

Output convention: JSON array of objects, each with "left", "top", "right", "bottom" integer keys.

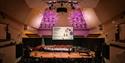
[
  {"left": 0, "top": 0, "right": 31, "bottom": 23},
  {"left": 0, "top": 0, "right": 32, "bottom": 63},
  {"left": 26, "top": 8, "right": 101, "bottom": 36},
  {"left": 0, "top": 0, "right": 33, "bottom": 41},
  {"left": 94, "top": 0, "right": 125, "bottom": 23},
  {"left": 110, "top": 46, "right": 125, "bottom": 63},
  {"left": 94, "top": 0, "right": 125, "bottom": 43},
  {"left": 99, "top": 15, "right": 125, "bottom": 43},
  {"left": 120, "top": 24, "right": 125, "bottom": 40},
  {"left": 83, "top": 8, "right": 101, "bottom": 34},
  {"left": 94, "top": 0, "right": 125, "bottom": 63},
  {"left": 0, "top": 46, "right": 16, "bottom": 63},
  {"left": 0, "top": 24, "right": 6, "bottom": 39},
  {"left": 0, "top": 18, "right": 24, "bottom": 42},
  {"left": 0, "top": 17, "right": 24, "bottom": 63}
]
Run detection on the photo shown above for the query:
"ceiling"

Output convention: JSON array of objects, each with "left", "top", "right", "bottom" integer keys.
[
  {"left": 1, "top": 0, "right": 125, "bottom": 25},
  {"left": 25, "top": 0, "right": 100, "bottom": 8},
  {"left": 0, "top": 0, "right": 100, "bottom": 25}
]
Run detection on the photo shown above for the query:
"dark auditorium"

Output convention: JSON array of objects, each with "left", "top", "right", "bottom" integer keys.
[{"left": 0, "top": 0, "right": 125, "bottom": 63}]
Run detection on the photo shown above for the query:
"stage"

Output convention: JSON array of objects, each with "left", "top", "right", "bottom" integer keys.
[{"left": 30, "top": 51, "right": 95, "bottom": 58}]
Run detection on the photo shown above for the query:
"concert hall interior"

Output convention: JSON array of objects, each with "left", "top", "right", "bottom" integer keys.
[{"left": 0, "top": 0, "right": 125, "bottom": 63}]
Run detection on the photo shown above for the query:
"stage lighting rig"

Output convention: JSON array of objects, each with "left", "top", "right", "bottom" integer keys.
[{"left": 46, "top": 0, "right": 79, "bottom": 10}]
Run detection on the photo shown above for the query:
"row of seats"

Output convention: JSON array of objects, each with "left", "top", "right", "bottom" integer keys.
[{"left": 19, "top": 57, "right": 95, "bottom": 63}]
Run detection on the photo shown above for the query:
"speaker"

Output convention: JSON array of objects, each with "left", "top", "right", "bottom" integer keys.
[
  {"left": 6, "top": 32, "right": 11, "bottom": 40},
  {"left": 115, "top": 33, "right": 120, "bottom": 41},
  {"left": 57, "top": 7, "right": 67, "bottom": 12}
]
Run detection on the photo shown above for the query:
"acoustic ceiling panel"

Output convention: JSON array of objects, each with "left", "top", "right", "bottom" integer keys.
[{"left": 25, "top": 0, "right": 100, "bottom": 8}]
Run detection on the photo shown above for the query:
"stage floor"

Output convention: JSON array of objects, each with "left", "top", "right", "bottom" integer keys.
[{"left": 30, "top": 51, "right": 95, "bottom": 58}]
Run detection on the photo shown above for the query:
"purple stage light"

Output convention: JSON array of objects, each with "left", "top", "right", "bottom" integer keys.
[
  {"left": 69, "top": 8, "right": 89, "bottom": 36},
  {"left": 39, "top": 8, "right": 58, "bottom": 30}
]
